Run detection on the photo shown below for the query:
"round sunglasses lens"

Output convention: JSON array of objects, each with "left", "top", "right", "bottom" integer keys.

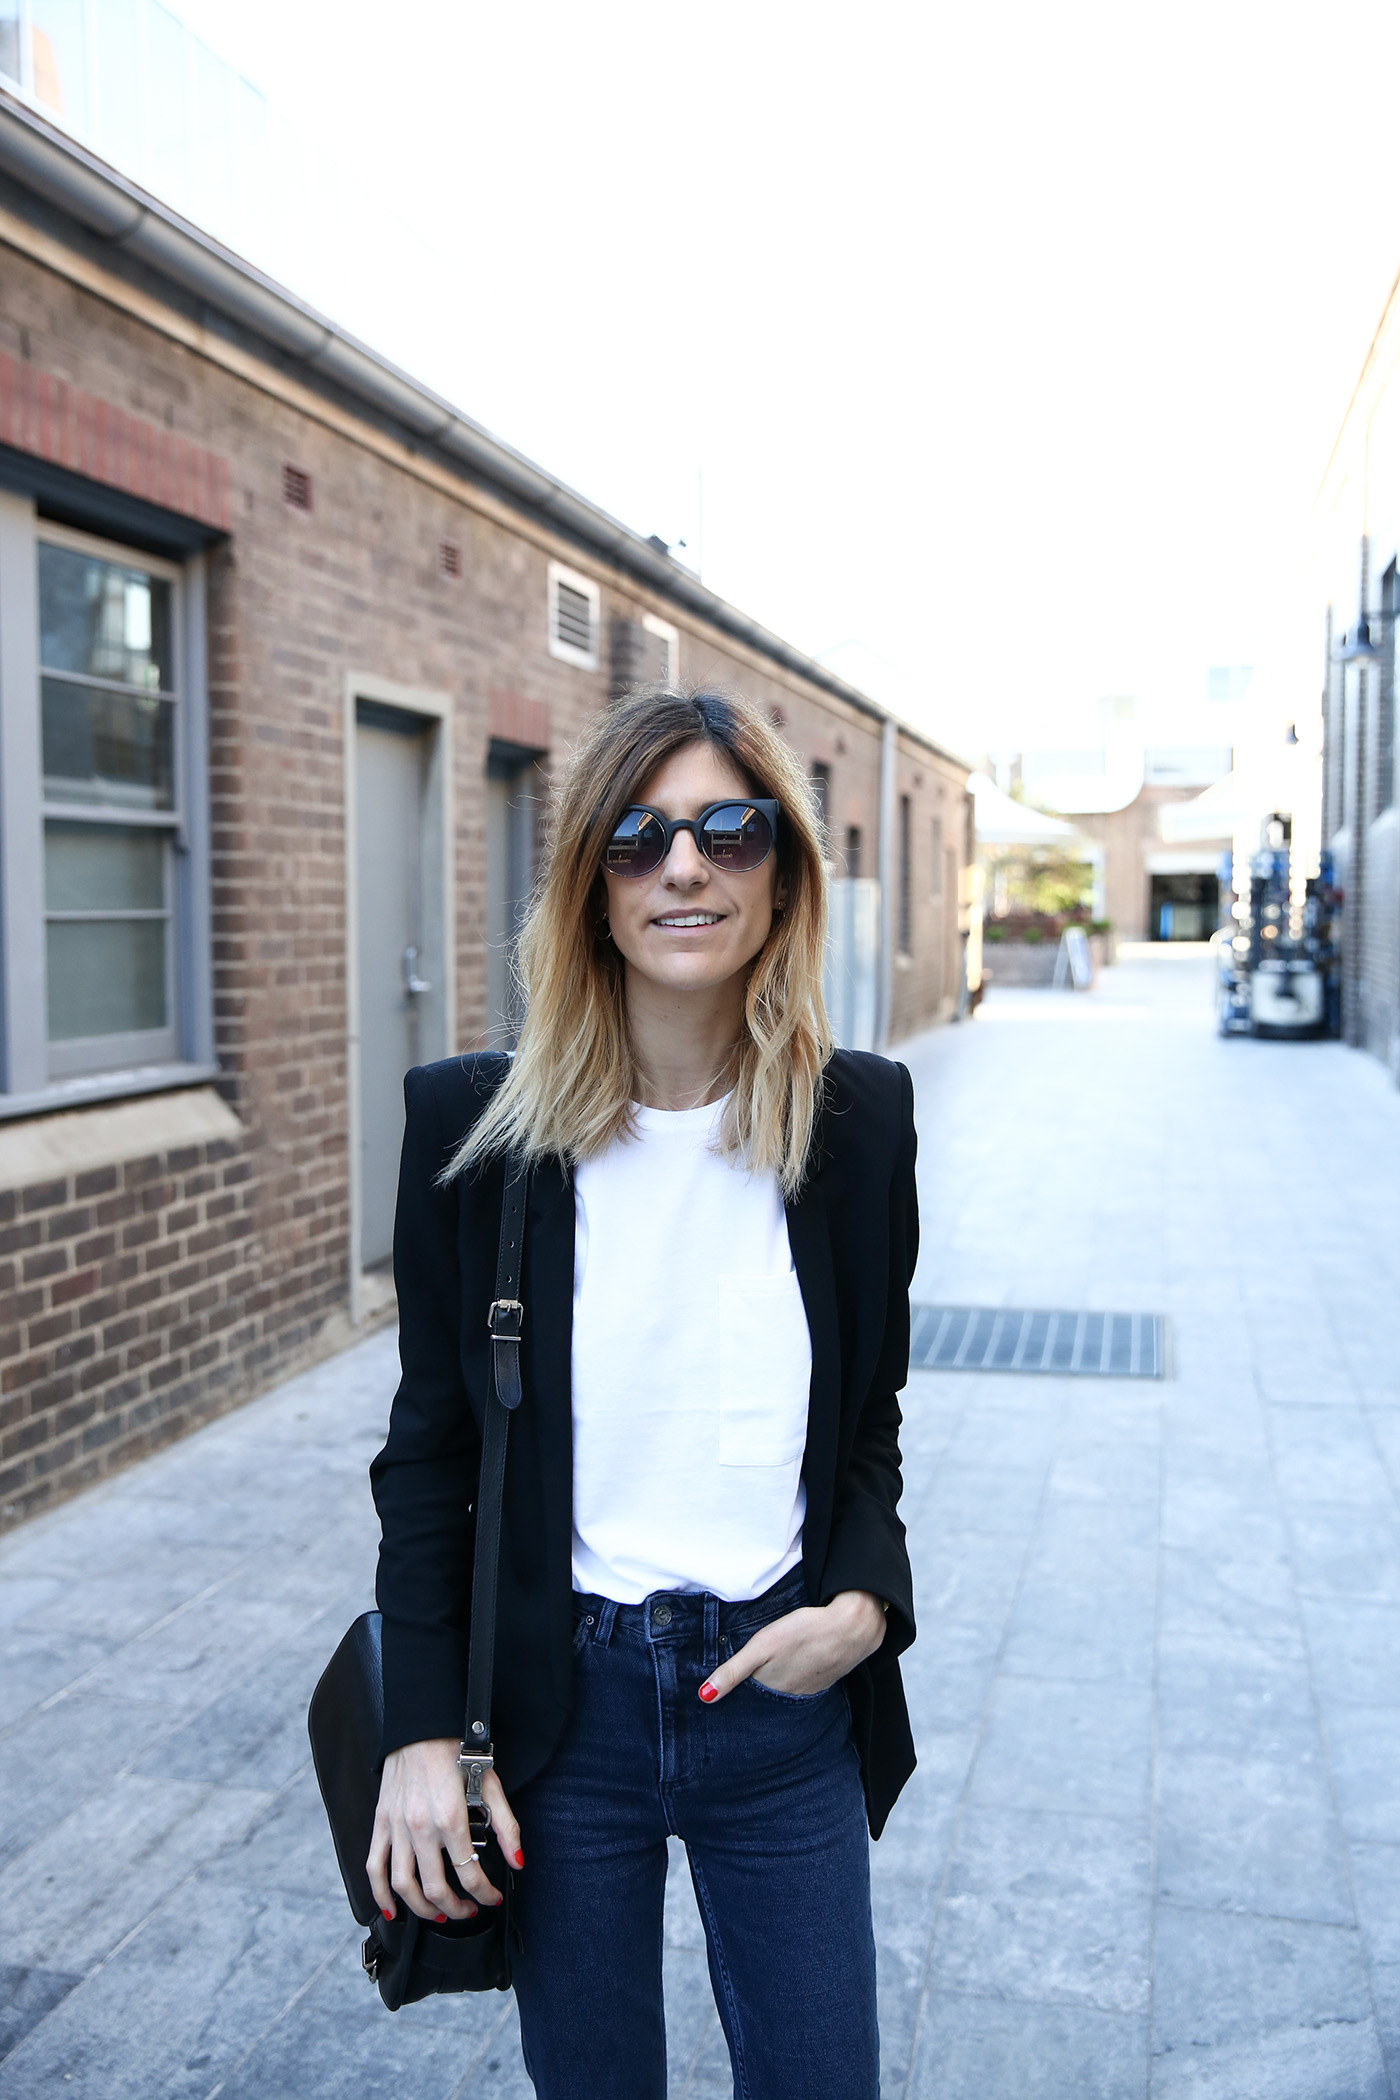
[
  {"left": 701, "top": 803, "right": 772, "bottom": 870},
  {"left": 604, "top": 809, "right": 666, "bottom": 876}
]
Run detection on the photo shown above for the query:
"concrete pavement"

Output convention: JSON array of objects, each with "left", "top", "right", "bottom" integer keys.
[{"left": 4, "top": 947, "right": 1400, "bottom": 2096}]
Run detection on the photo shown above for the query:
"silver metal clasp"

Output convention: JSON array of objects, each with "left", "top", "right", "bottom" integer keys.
[
  {"left": 487, "top": 1299, "right": 523, "bottom": 1341},
  {"left": 457, "top": 1740, "right": 495, "bottom": 1811}
]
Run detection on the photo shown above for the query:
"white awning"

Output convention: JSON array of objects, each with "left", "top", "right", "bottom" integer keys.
[
  {"left": 970, "top": 771, "right": 1082, "bottom": 846},
  {"left": 1157, "top": 743, "right": 1313, "bottom": 844}
]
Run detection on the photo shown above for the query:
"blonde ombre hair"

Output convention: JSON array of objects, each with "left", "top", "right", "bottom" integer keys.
[{"left": 445, "top": 685, "right": 833, "bottom": 1195}]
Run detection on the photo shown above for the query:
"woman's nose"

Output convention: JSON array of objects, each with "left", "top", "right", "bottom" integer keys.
[{"left": 662, "top": 829, "right": 708, "bottom": 885}]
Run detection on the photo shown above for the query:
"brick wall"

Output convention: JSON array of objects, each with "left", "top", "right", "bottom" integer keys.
[
  {"left": 0, "top": 197, "right": 968, "bottom": 1532},
  {"left": 888, "top": 756, "right": 969, "bottom": 1038},
  {"left": 0, "top": 1093, "right": 353, "bottom": 1525}
]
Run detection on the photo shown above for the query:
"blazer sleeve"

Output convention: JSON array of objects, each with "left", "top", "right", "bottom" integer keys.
[
  {"left": 816, "top": 1059, "right": 919, "bottom": 1664},
  {"left": 369, "top": 1064, "right": 480, "bottom": 1758}
]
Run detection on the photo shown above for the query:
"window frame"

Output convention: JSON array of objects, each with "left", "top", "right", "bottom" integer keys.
[
  {"left": 0, "top": 492, "right": 215, "bottom": 1117},
  {"left": 641, "top": 611, "right": 679, "bottom": 686},
  {"left": 547, "top": 560, "right": 601, "bottom": 671},
  {"left": 39, "top": 521, "right": 184, "bottom": 1078}
]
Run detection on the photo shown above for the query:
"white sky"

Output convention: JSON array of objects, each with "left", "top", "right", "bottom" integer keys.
[{"left": 166, "top": 0, "right": 1400, "bottom": 760}]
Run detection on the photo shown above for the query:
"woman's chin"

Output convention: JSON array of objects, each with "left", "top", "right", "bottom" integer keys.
[{"left": 625, "top": 948, "right": 750, "bottom": 997}]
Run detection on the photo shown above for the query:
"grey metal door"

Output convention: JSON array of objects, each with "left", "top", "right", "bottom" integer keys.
[
  {"left": 357, "top": 706, "right": 431, "bottom": 1267},
  {"left": 485, "top": 752, "right": 533, "bottom": 1050}
]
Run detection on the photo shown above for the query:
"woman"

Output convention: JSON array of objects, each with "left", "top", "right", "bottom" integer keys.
[{"left": 367, "top": 686, "right": 918, "bottom": 2099}]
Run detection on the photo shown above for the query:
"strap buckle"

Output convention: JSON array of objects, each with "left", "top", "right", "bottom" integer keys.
[
  {"left": 487, "top": 1298, "right": 523, "bottom": 1341},
  {"left": 457, "top": 1741, "right": 494, "bottom": 1810}
]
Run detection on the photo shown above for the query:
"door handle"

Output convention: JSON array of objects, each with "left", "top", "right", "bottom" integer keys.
[{"left": 403, "top": 944, "right": 431, "bottom": 996}]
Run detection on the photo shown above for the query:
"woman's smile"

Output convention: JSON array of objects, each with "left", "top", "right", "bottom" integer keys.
[{"left": 650, "top": 909, "right": 726, "bottom": 930}]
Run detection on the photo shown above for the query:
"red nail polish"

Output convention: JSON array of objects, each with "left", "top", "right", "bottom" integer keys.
[
  {"left": 435, "top": 1912, "right": 447, "bottom": 1923},
  {"left": 381, "top": 1908, "right": 393, "bottom": 1920},
  {"left": 514, "top": 1848, "right": 525, "bottom": 1868},
  {"left": 699, "top": 1681, "right": 718, "bottom": 1703}
]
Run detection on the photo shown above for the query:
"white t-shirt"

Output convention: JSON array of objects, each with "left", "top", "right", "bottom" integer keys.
[{"left": 570, "top": 1095, "right": 812, "bottom": 1602}]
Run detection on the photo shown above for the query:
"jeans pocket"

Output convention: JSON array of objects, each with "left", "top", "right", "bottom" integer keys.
[{"left": 746, "top": 1675, "right": 834, "bottom": 1705}]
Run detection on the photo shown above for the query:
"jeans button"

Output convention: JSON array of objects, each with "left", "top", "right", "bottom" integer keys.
[{"left": 653, "top": 1603, "right": 672, "bottom": 1627}]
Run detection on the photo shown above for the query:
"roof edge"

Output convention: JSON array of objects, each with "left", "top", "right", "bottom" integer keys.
[{"left": 0, "top": 89, "right": 967, "bottom": 772}]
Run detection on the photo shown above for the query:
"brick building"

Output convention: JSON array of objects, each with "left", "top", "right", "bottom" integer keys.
[
  {"left": 1010, "top": 694, "right": 1241, "bottom": 942},
  {"left": 0, "top": 91, "right": 969, "bottom": 1530},
  {"left": 1316, "top": 275, "right": 1400, "bottom": 1078}
]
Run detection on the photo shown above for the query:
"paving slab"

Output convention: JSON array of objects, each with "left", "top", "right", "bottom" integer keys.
[{"left": 4, "top": 951, "right": 1400, "bottom": 2095}]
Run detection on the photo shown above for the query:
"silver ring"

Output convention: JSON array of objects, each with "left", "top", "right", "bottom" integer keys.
[{"left": 454, "top": 1854, "right": 478, "bottom": 1868}]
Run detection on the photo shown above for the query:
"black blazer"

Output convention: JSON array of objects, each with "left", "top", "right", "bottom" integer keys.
[{"left": 371, "top": 1047, "right": 920, "bottom": 1838}]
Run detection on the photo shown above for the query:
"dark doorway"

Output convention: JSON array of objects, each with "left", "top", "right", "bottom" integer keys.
[{"left": 1149, "top": 871, "right": 1220, "bottom": 942}]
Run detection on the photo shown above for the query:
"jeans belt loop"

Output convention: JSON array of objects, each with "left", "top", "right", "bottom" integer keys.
[
  {"left": 596, "top": 1598, "right": 619, "bottom": 1647},
  {"left": 703, "top": 1593, "right": 720, "bottom": 1676}
]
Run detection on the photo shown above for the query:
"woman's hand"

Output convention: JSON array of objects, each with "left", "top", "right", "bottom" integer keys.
[
  {"left": 697, "top": 1589, "right": 887, "bottom": 1703},
  {"left": 367, "top": 1738, "right": 523, "bottom": 1923}
]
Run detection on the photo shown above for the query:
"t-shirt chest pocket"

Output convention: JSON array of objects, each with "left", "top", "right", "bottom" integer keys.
[{"left": 717, "top": 1271, "right": 813, "bottom": 1467}]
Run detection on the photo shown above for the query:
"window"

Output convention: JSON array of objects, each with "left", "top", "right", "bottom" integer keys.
[
  {"left": 641, "top": 613, "right": 679, "bottom": 685},
  {"left": 931, "top": 815, "right": 943, "bottom": 896},
  {"left": 547, "top": 561, "right": 600, "bottom": 670},
  {"left": 0, "top": 4, "right": 19, "bottom": 85},
  {"left": 0, "top": 500, "right": 212, "bottom": 1108},
  {"left": 844, "top": 824, "right": 862, "bottom": 878},
  {"left": 898, "top": 794, "right": 912, "bottom": 954},
  {"left": 810, "top": 762, "right": 830, "bottom": 846},
  {"left": 41, "top": 533, "right": 180, "bottom": 1074}
]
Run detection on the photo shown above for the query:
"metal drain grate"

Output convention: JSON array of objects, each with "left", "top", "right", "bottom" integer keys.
[{"left": 909, "top": 1306, "right": 1165, "bottom": 1379}]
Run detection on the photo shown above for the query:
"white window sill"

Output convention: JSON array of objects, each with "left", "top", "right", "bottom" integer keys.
[
  {"left": 546, "top": 637, "right": 599, "bottom": 671},
  {"left": 0, "top": 1062, "right": 223, "bottom": 1125}
]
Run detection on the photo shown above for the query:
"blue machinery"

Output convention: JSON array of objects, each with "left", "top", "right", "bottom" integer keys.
[{"left": 1216, "top": 848, "right": 1341, "bottom": 1038}]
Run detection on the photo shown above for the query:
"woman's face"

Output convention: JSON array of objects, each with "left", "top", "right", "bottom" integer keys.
[{"left": 601, "top": 741, "right": 782, "bottom": 999}]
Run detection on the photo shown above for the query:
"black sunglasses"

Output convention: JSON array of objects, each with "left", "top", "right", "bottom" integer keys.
[{"left": 603, "top": 799, "right": 780, "bottom": 879}]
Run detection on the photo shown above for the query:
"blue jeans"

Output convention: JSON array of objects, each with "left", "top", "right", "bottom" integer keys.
[{"left": 509, "top": 1570, "right": 879, "bottom": 2100}]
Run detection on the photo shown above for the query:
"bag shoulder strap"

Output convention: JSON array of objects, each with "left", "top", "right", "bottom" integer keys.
[{"left": 458, "top": 1152, "right": 529, "bottom": 1813}]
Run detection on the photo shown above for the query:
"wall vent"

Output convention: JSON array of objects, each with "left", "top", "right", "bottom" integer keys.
[
  {"left": 547, "top": 562, "right": 600, "bottom": 669},
  {"left": 439, "top": 539, "right": 462, "bottom": 579},
  {"left": 283, "top": 464, "right": 312, "bottom": 511},
  {"left": 555, "top": 583, "right": 592, "bottom": 652}
]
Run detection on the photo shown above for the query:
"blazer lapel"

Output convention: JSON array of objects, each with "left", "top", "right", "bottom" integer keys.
[
  {"left": 786, "top": 1171, "right": 841, "bottom": 1574},
  {"left": 523, "top": 1157, "right": 575, "bottom": 1558}
]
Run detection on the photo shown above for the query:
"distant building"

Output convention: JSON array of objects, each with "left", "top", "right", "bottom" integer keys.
[
  {"left": 1010, "top": 690, "right": 1241, "bottom": 941},
  {"left": 0, "top": 85, "right": 969, "bottom": 1529}
]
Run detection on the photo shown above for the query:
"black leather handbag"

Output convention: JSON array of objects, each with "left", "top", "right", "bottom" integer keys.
[{"left": 308, "top": 1157, "right": 530, "bottom": 2010}]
